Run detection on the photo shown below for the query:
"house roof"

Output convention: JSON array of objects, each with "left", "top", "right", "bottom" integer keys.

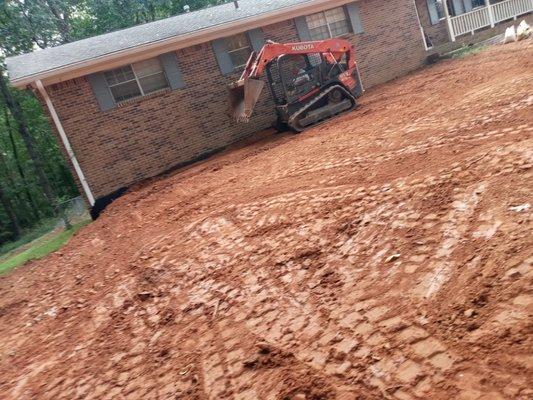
[{"left": 6, "top": 0, "right": 350, "bottom": 87}]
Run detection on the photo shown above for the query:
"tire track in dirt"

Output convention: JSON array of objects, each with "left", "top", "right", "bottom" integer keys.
[
  {"left": 136, "top": 141, "right": 530, "bottom": 399},
  {"left": 1, "top": 41, "right": 532, "bottom": 400}
]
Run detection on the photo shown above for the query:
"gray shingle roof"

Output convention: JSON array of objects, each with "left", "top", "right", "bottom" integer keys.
[{"left": 6, "top": 0, "right": 315, "bottom": 83}]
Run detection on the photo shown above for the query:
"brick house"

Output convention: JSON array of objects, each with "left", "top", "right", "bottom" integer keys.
[
  {"left": 415, "top": 0, "right": 533, "bottom": 49},
  {"left": 6, "top": 0, "right": 532, "bottom": 215}
]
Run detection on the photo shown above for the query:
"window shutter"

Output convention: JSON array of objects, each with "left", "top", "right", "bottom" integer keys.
[
  {"left": 463, "top": 0, "right": 473, "bottom": 12},
  {"left": 212, "top": 38, "right": 234, "bottom": 75},
  {"left": 345, "top": 3, "right": 364, "bottom": 34},
  {"left": 294, "top": 16, "right": 311, "bottom": 41},
  {"left": 159, "top": 51, "right": 185, "bottom": 90},
  {"left": 452, "top": 0, "right": 465, "bottom": 15},
  {"left": 88, "top": 72, "right": 115, "bottom": 111},
  {"left": 426, "top": 0, "right": 440, "bottom": 24},
  {"left": 247, "top": 28, "right": 265, "bottom": 52}
]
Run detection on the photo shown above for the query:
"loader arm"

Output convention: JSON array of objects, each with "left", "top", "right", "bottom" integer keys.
[
  {"left": 243, "top": 39, "right": 356, "bottom": 81},
  {"left": 229, "top": 39, "right": 358, "bottom": 121}
]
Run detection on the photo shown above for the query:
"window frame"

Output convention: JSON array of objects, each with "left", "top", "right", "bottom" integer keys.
[
  {"left": 306, "top": 7, "right": 351, "bottom": 41},
  {"left": 226, "top": 33, "right": 253, "bottom": 70},
  {"left": 104, "top": 58, "right": 169, "bottom": 103}
]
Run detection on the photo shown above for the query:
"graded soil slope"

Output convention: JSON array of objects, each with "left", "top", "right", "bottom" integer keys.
[{"left": 0, "top": 41, "right": 532, "bottom": 400}]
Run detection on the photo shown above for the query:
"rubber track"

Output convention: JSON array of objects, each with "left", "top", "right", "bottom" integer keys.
[{"left": 288, "top": 84, "right": 357, "bottom": 132}]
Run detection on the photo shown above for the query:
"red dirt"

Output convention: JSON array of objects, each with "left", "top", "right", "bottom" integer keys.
[{"left": 1, "top": 40, "right": 532, "bottom": 400}]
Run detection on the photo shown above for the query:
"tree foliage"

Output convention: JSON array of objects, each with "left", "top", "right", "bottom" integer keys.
[{"left": 0, "top": 0, "right": 226, "bottom": 244}]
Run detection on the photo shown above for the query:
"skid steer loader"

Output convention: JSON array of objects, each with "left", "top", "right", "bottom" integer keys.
[{"left": 229, "top": 39, "right": 363, "bottom": 132}]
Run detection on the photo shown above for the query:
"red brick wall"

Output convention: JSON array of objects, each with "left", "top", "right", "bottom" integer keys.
[
  {"left": 348, "top": 0, "right": 427, "bottom": 88},
  {"left": 45, "top": 0, "right": 428, "bottom": 202}
]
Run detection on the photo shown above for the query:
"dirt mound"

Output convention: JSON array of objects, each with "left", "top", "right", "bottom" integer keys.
[{"left": 0, "top": 40, "right": 532, "bottom": 400}]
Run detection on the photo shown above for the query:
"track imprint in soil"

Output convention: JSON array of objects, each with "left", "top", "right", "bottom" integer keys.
[{"left": 0, "top": 40, "right": 532, "bottom": 400}]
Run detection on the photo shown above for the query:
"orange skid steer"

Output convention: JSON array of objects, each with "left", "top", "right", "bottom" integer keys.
[{"left": 229, "top": 39, "right": 363, "bottom": 132}]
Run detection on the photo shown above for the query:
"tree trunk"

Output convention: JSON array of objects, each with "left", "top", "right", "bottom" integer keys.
[
  {"left": 0, "top": 70, "right": 71, "bottom": 231},
  {"left": 3, "top": 106, "right": 41, "bottom": 220},
  {"left": 0, "top": 182, "right": 21, "bottom": 239},
  {"left": 0, "top": 153, "right": 35, "bottom": 224},
  {"left": 45, "top": 0, "right": 71, "bottom": 43}
]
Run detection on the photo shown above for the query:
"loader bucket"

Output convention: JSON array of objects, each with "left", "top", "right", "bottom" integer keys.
[{"left": 229, "top": 78, "right": 265, "bottom": 122}]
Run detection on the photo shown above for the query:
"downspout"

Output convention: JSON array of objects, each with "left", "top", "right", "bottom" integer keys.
[
  {"left": 35, "top": 79, "right": 96, "bottom": 206},
  {"left": 411, "top": 0, "right": 430, "bottom": 51}
]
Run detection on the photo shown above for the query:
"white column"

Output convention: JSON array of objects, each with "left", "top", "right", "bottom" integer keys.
[
  {"left": 35, "top": 80, "right": 96, "bottom": 206},
  {"left": 443, "top": 0, "right": 456, "bottom": 42},
  {"left": 485, "top": 0, "right": 495, "bottom": 27}
]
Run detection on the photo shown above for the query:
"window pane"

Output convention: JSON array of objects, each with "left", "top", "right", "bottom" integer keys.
[
  {"left": 279, "top": 55, "right": 307, "bottom": 83},
  {"left": 309, "top": 26, "right": 331, "bottom": 40},
  {"left": 306, "top": 12, "right": 327, "bottom": 30},
  {"left": 132, "top": 58, "right": 163, "bottom": 78},
  {"left": 308, "top": 53, "right": 322, "bottom": 67},
  {"left": 329, "top": 20, "right": 350, "bottom": 37},
  {"left": 139, "top": 72, "right": 168, "bottom": 94},
  {"left": 229, "top": 48, "right": 251, "bottom": 68},
  {"left": 110, "top": 80, "right": 142, "bottom": 102},
  {"left": 104, "top": 66, "right": 135, "bottom": 86},
  {"left": 325, "top": 7, "right": 347, "bottom": 23},
  {"left": 435, "top": 0, "right": 445, "bottom": 19},
  {"left": 227, "top": 33, "right": 249, "bottom": 51}
]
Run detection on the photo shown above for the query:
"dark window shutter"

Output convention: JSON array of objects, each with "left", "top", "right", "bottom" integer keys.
[
  {"left": 212, "top": 38, "right": 234, "bottom": 75},
  {"left": 426, "top": 0, "right": 440, "bottom": 24},
  {"left": 294, "top": 16, "right": 311, "bottom": 41},
  {"left": 88, "top": 72, "right": 115, "bottom": 111},
  {"left": 345, "top": 3, "right": 364, "bottom": 34},
  {"left": 452, "top": 0, "right": 465, "bottom": 15},
  {"left": 247, "top": 28, "right": 265, "bottom": 52},
  {"left": 159, "top": 51, "right": 185, "bottom": 90}
]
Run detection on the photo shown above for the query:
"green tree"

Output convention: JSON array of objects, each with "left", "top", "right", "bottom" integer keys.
[{"left": 0, "top": 0, "right": 227, "bottom": 244}]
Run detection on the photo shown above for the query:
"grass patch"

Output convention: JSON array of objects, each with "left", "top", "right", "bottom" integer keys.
[
  {"left": 0, "top": 220, "right": 90, "bottom": 274},
  {"left": 0, "top": 218, "right": 59, "bottom": 258},
  {"left": 449, "top": 44, "right": 487, "bottom": 59}
]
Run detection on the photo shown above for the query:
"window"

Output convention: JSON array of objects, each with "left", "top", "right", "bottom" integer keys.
[
  {"left": 427, "top": 0, "right": 451, "bottom": 23},
  {"left": 104, "top": 58, "right": 168, "bottom": 103},
  {"left": 471, "top": 0, "right": 485, "bottom": 8},
  {"left": 434, "top": 0, "right": 446, "bottom": 20},
  {"left": 226, "top": 33, "right": 252, "bottom": 69},
  {"left": 306, "top": 7, "right": 350, "bottom": 40}
]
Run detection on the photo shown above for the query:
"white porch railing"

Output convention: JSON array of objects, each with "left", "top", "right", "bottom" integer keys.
[
  {"left": 493, "top": 0, "right": 532, "bottom": 22},
  {"left": 448, "top": 0, "right": 533, "bottom": 41},
  {"left": 451, "top": 7, "right": 491, "bottom": 36}
]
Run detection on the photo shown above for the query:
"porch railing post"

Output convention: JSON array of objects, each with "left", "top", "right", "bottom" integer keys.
[
  {"left": 443, "top": 0, "right": 456, "bottom": 42},
  {"left": 485, "top": 0, "right": 495, "bottom": 27}
]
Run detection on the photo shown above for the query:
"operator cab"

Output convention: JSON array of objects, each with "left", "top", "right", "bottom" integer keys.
[{"left": 266, "top": 53, "right": 347, "bottom": 105}]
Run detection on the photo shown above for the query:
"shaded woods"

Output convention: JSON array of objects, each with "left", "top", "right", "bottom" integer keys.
[{"left": 0, "top": 0, "right": 224, "bottom": 244}]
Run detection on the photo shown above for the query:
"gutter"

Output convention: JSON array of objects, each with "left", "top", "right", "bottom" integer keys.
[
  {"left": 35, "top": 80, "right": 96, "bottom": 206},
  {"left": 10, "top": 0, "right": 355, "bottom": 88}
]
